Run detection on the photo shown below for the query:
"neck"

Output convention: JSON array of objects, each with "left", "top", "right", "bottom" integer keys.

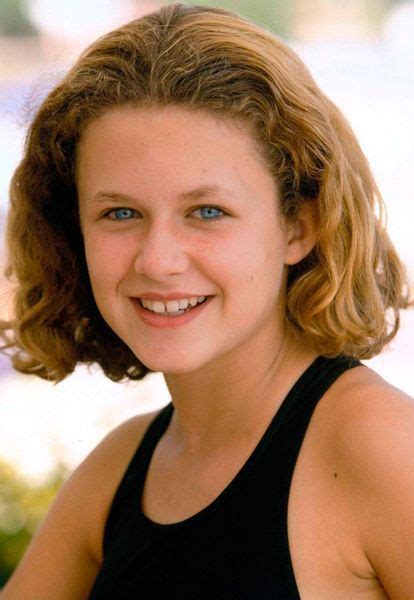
[{"left": 163, "top": 324, "right": 318, "bottom": 453}]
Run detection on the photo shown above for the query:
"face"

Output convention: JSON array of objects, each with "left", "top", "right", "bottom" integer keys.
[{"left": 77, "top": 105, "right": 309, "bottom": 374}]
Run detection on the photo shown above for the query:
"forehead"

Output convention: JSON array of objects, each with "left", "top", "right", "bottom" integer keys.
[
  {"left": 76, "top": 105, "right": 278, "bottom": 205},
  {"left": 77, "top": 104, "right": 264, "bottom": 163}
]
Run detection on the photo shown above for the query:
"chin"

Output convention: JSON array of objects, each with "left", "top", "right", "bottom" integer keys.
[{"left": 133, "top": 351, "right": 207, "bottom": 376}]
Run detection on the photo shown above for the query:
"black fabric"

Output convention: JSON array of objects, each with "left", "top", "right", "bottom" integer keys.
[{"left": 88, "top": 355, "right": 361, "bottom": 599}]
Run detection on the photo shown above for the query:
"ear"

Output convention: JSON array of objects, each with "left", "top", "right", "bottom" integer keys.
[{"left": 284, "top": 201, "right": 318, "bottom": 266}]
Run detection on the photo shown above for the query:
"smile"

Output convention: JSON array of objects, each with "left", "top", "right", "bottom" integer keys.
[
  {"left": 140, "top": 296, "right": 207, "bottom": 316},
  {"left": 131, "top": 295, "right": 212, "bottom": 329}
]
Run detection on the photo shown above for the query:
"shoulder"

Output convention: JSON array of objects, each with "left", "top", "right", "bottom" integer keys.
[
  {"left": 323, "top": 363, "right": 414, "bottom": 466},
  {"left": 86, "top": 407, "right": 163, "bottom": 469},
  {"left": 33, "top": 407, "right": 163, "bottom": 568},
  {"left": 46, "top": 407, "right": 163, "bottom": 561},
  {"left": 310, "top": 362, "right": 414, "bottom": 465},
  {"left": 75, "top": 407, "right": 165, "bottom": 563},
  {"left": 322, "top": 362, "right": 414, "bottom": 490},
  {"left": 321, "top": 364, "right": 414, "bottom": 596},
  {"left": 0, "top": 408, "right": 164, "bottom": 598}
]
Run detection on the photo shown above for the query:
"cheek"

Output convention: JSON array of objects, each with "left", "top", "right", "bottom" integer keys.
[
  {"left": 243, "top": 235, "right": 287, "bottom": 302},
  {"left": 84, "top": 236, "right": 127, "bottom": 293},
  {"left": 224, "top": 227, "right": 284, "bottom": 280},
  {"left": 213, "top": 232, "right": 285, "bottom": 317}
]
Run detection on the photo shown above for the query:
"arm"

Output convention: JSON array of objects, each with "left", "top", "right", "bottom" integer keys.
[
  {"left": 335, "top": 378, "right": 414, "bottom": 598},
  {"left": 0, "top": 409, "right": 160, "bottom": 599}
]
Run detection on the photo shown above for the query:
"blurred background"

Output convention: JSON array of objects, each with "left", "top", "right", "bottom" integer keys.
[{"left": 0, "top": 0, "right": 413, "bottom": 584}]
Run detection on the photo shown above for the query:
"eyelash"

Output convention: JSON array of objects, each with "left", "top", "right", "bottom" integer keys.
[
  {"left": 103, "top": 205, "right": 228, "bottom": 221},
  {"left": 191, "top": 206, "right": 226, "bottom": 220},
  {"left": 104, "top": 207, "right": 137, "bottom": 221}
]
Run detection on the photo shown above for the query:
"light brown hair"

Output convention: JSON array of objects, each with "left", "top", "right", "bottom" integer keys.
[{"left": 1, "top": 3, "right": 411, "bottom": 382}]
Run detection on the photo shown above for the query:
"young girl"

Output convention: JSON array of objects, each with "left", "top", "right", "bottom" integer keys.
[{"left": 1, "top": 4, "right": 413, "bottom": 598}]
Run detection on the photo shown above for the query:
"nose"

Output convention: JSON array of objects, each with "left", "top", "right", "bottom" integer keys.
[{"left": 133, "top": 220, "right": 189, "bottom": 281}]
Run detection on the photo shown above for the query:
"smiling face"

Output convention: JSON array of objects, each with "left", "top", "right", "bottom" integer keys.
[{"left": 77, "top": 105, "right": 312, "bottom": 374}]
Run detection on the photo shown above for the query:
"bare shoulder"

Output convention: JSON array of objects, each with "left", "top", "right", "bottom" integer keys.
[
  {"left": 73, "top": 406, "right": 165, "bottom": 563},
  {"left": 324, "top": 363, "right": 414, "bottom": 458},
  {"left": 323, "top": 362, "right": 414, "bottom": 485},
  {"left": 322, "top": 364, "right": 414, "bottom": 597},
  {"left": 0, "top": 407, "right": 163, "bottom": 599}
]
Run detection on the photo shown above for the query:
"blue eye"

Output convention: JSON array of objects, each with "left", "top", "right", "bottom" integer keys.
[
  {"left": 193, "top": 206, "right": 225, "bottom": 220},
  {"left": 106, "top": 207, "right": 137, "bottom": 220}
]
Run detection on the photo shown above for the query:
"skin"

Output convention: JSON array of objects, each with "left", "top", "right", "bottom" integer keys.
[
  {"left": 3, "top": 105, "right": 414, "bottom": 599},
  {"left": 77, "top": 105, "right": 319, "bottom": 451}
]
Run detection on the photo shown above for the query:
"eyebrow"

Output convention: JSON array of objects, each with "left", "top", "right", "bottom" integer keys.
[{"left": 90, "top": 185, "right": 237, "bottom": 205}]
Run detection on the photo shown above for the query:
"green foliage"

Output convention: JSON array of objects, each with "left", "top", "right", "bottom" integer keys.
[
  {"left": 169, "top": 0, "right": 295, "bottom": 39},
  {"left": 0, "top": 0, "right": 36, "bottom": 36},
  {"left": 0, "top": 460, "right": 68, "bottom": 587}
]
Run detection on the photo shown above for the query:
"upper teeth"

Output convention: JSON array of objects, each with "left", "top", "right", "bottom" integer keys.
[{"left": 140, "top": 296, "right": 206, "bottom": 314}]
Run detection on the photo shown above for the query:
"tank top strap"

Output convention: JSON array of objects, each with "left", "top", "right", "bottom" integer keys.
[
  {"left": 102, "top": 402, "right": 174, "bottom": 551},
  {"left": 255, "top": 355, "right": 362, "bottom": 596},
  {"left": 205, "top": 354, "right": 362, "bottom": 515},
  {"left": 270, "top": 354, "right": 361, "bottom": 436},
  {"left": 256, "top": 354, "right": 362, "bottom": 498},
  {"left": 129, "top": 402, "right": 174, "bottom": 473},
  {"left": 93, "top": 355, "right": 362, "bottom": 599},
  {"left": 102, "top": 355, "right": 361, "bottom": 556}
]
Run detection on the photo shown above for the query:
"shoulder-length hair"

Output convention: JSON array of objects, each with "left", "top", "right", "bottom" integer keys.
[{"left": 1, "top": 3, "right": 411, "bottom": 382}]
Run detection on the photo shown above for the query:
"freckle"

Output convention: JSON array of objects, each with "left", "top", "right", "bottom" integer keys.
[{"left": 334, "top": 472, "right": 338, "bottom": 479}]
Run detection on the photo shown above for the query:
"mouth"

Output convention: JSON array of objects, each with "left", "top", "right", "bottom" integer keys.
[{"left": 135, "top": 295, "right": 210, "bottom": 316}]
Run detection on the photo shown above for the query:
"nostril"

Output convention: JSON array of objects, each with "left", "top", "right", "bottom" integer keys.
[{"left": 133, "top": 246, "right": 189, "bottom": 278}]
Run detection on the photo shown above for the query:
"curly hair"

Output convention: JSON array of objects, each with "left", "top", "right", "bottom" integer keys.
[{"left": 0, "top": 3, "right": 411, "bottom": 382}]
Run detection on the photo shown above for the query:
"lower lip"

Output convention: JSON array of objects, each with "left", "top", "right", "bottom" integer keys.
[{"left": 130, "top": 297, "right": 213, "bottom": 329}]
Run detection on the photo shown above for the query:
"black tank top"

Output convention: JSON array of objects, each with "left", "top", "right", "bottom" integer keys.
[{"left": 88, "top": 355, "right": 361, "bottom": 599}]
